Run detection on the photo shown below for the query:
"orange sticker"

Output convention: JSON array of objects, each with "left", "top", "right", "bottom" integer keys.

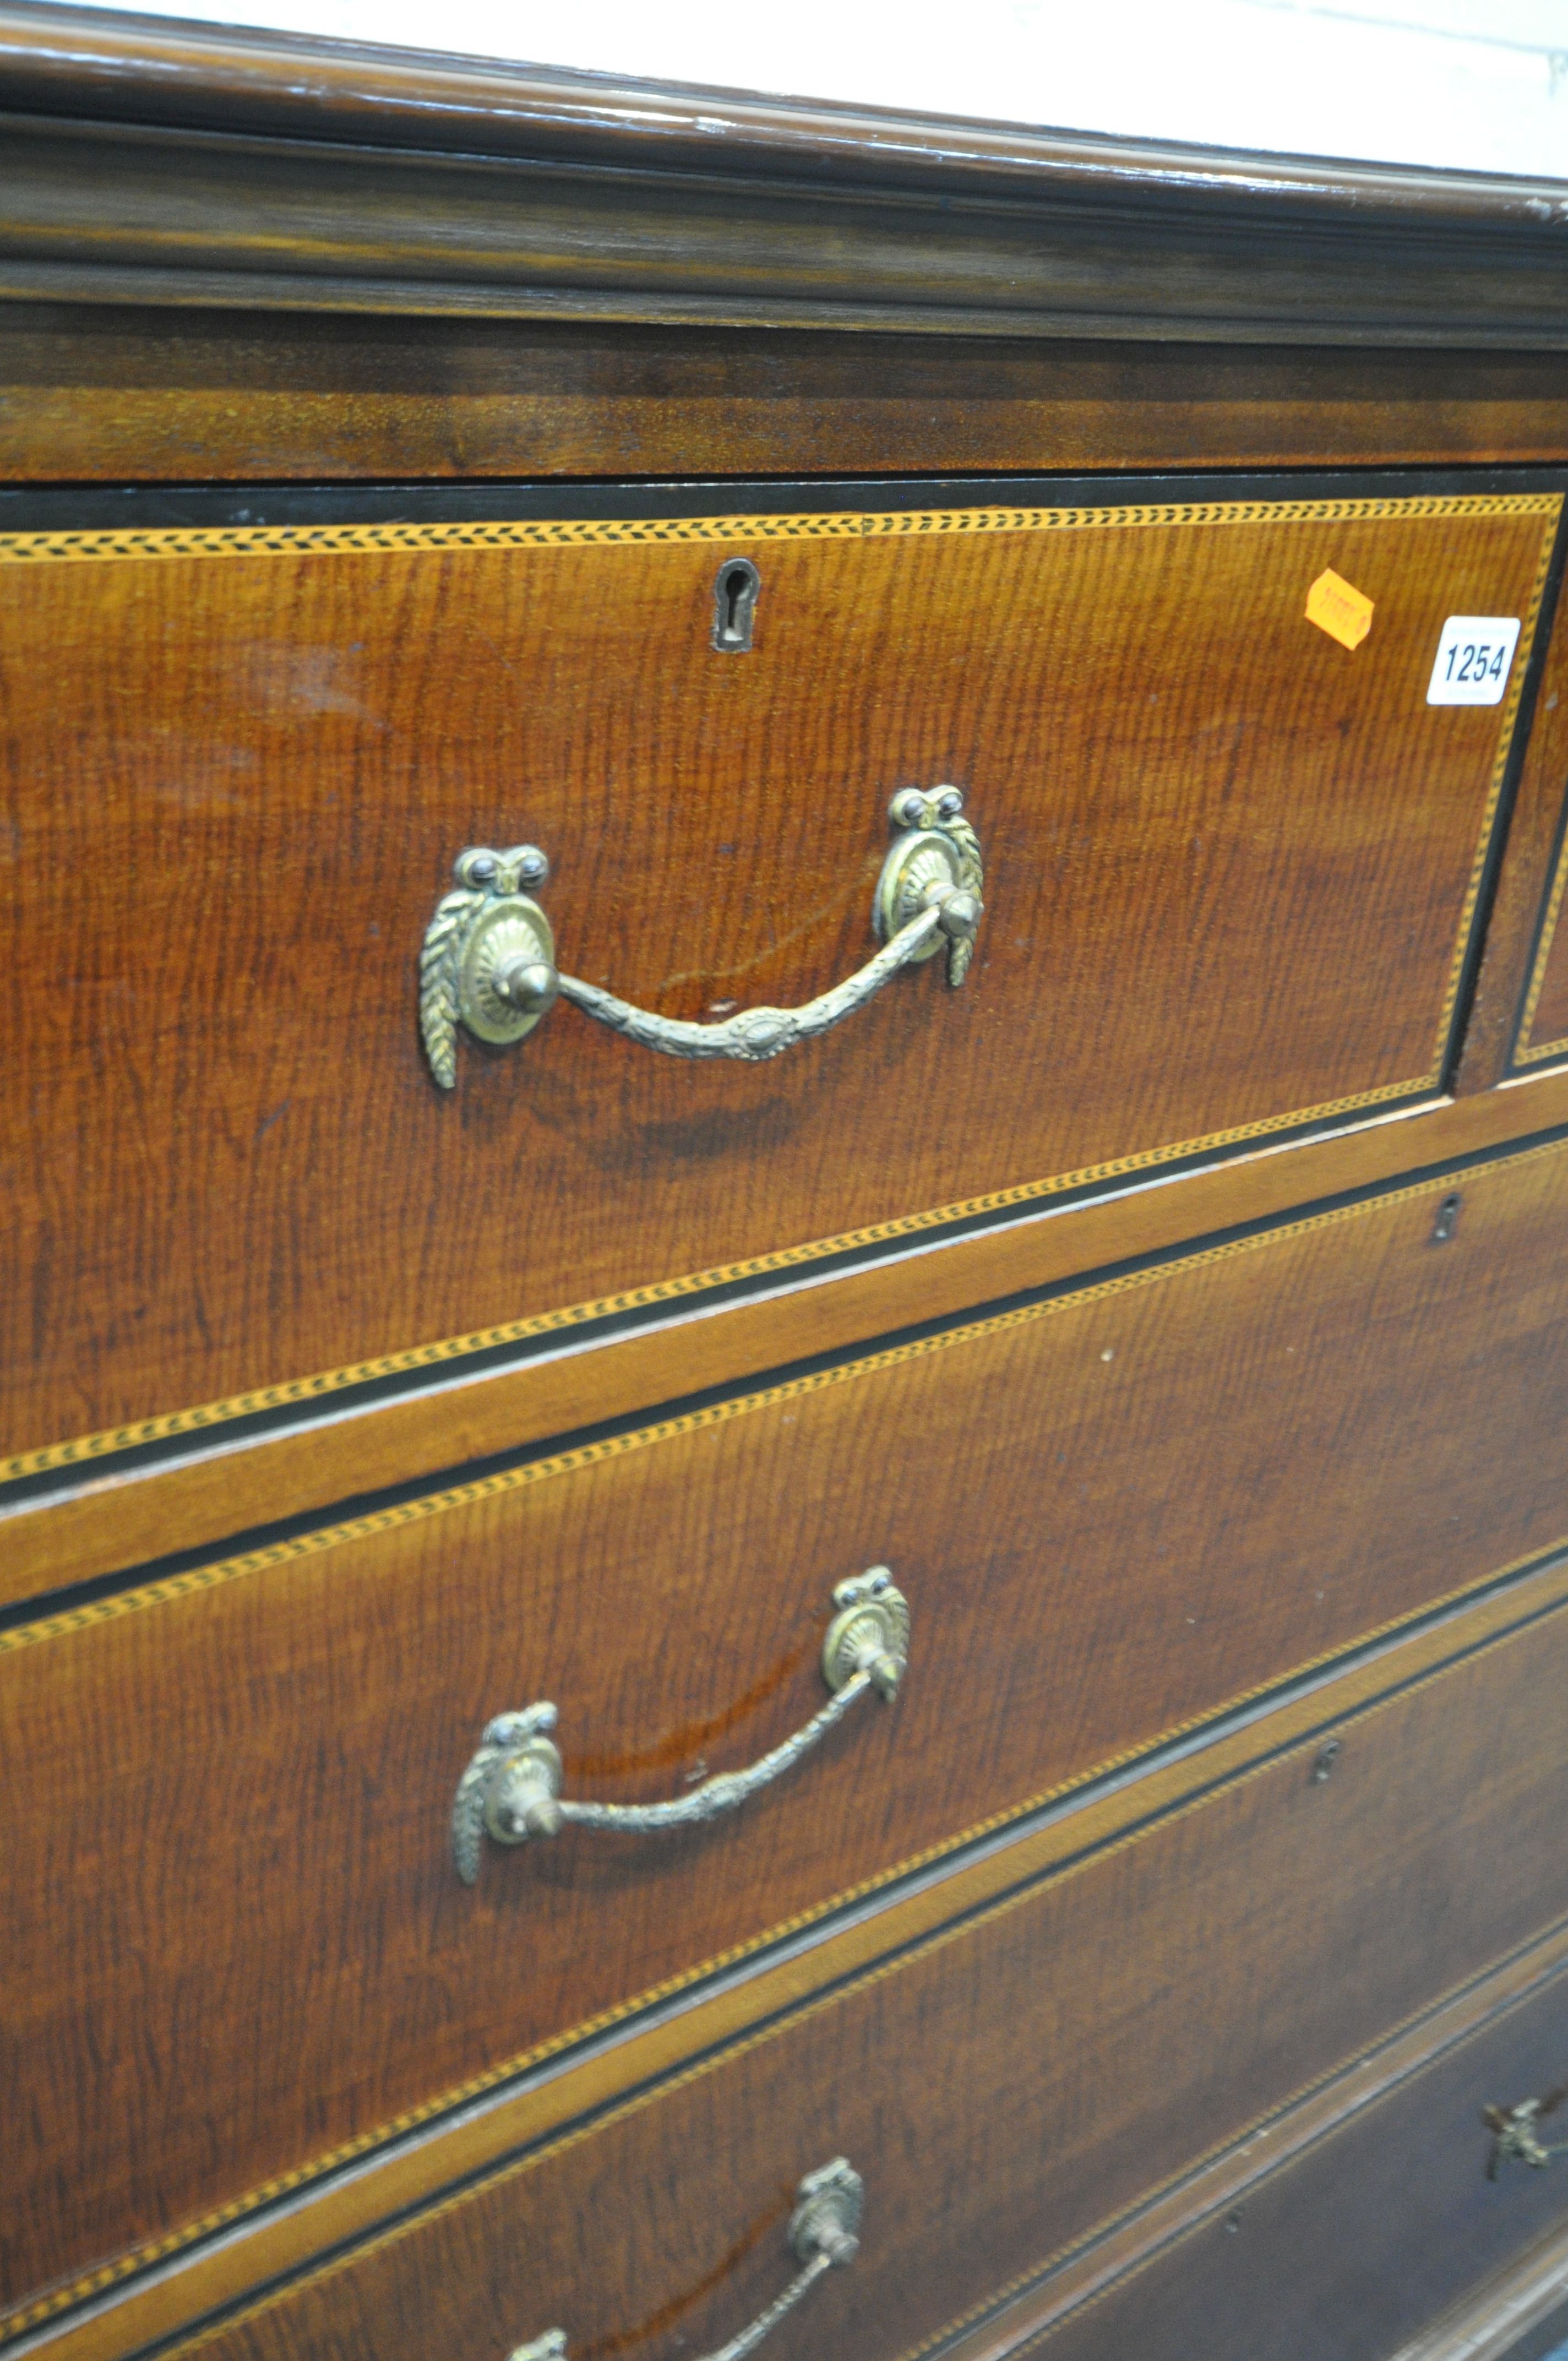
[{"left": 1306, "top": 568, "right": 1374, "bottom": 651}]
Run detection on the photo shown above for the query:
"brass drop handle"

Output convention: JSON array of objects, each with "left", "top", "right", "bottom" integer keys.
[
  {"left": 451, "top": 1571, "right": 908, "bottom": 1885},
  {"left": 1483, "top": 2082, "right": 1568, "bottom": 2178},
  {"left": 420, "top": 788, "right": 983, "bottom": 1087},
  {"left": 509, "top": 2158, "right": 863, "bottom": 2361}
]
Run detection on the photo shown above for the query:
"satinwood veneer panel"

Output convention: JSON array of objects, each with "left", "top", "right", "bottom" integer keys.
[
  {"left": 9, "top": 1133, "right": 1568, "bottom": 2308},
  {"left": 113, "top": 1584, "right": 1568, "bottom": 2361},
  {"left": 0, "top": 483, "right": 1555, "bottom": 1460}
]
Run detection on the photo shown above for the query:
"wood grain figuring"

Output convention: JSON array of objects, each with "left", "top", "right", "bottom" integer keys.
[
  {"left": 1001, "top": 1959, "right": 1568, "bottom": 2361},
  {"left": 5, "top": 312, "right": 1568, "bottom": 484},
  {"left": 939, "top": 1923, "right": 1568, "bottom": 2361},
  {"left": 9, "top": 29, "right": 1568, "bottom": 2361},
  {"left": 0, "top": 491, "right": 1553, "bottom": 1461},
  {"left": 2, "top": 7, "right": 1567, "bottom": 342},
  {"left": 23, "top": 1561, "right": 1568, "bottom": 2361},
  {"left": 1454, "top": 599, "right": 1568, "bottom": 1094},
  {"left": 7, "top": 1068, "right": 1568, "bottom": 1608},
  {"left": 1513, "top": 659, "right": 1568, "bottom": 1064},
  {"left": 9, "top": 1135, "right": 1568, "bottom": 2312},
  {"left": 101, "top": 1595, "right": 1568, "bottom": 2361}
]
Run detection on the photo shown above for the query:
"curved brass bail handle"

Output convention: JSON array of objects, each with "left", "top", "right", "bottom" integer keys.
[
  {"left": 451, "top": 1571, "right": 908, "bottom": 1886},
  {"left": 419, "top": 788, "right": 983, "bottom": 1087},
  {"left": 509, "top": 2158, "right": 863, "bottom": 2361}
]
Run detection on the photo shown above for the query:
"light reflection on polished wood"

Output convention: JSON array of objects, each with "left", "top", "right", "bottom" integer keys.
[
  {"left": 67, "top": 1575, "right": 1568, "bottom": 2361},
  {"left": 10, "top": 1135, "right": 1568, "bottom": 2319},
  {"left": 0, "top": 491, "right": 1554, "bottom": 1467}
]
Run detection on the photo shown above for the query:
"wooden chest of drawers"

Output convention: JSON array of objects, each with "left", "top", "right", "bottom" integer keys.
[{"left": 6, "top": 13, "right": 1568, "bottom": 2361}]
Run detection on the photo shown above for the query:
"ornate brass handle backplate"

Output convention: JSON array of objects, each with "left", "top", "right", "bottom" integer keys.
[
  {"left": 509, "top": 2157, "right": 863, "bottom": 2361},
  {"left": 1484, "top": 2082, "right": 1568, "bottom": 2178},
  {"left": 419, "top": 788, "right": 983, "bottom": 1087},
  {"left": 451, "top": 1570, "right": 908, "bottom": 1885}
]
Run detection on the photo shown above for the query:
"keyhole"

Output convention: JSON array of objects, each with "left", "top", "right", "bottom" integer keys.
[{"left": 712, "top": 558, "right": 760, "bottom": 653}]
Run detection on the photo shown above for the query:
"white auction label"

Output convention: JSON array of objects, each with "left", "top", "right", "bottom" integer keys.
[{"left": 1427, "top": 616, "right": 1521, "bottom": 706}]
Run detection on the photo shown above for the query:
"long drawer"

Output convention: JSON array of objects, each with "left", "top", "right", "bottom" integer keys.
[
  {"left": 1, "top": 476, "right": 1557, "bottom": 1465},
  {"left": 9, "top": 1129, "right": 1568, "bottom": 2315},
  {"left": 1011, "top": 1940, "right": 1568, "bottom": 2361},
  {"left": 67, "top": 1566, "right": 1568, "bottom": 2361}
]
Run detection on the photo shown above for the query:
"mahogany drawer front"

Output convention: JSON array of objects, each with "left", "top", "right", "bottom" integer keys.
[
  {"left": 92, "top": 1579, "right": 1568, "bottom": 2361},
  {"left": 1, "top": 477, "right": 1559, "bottom": 1471},
  {"left": 1028, "top": 1945, "right": 1568, "bottom": 2361},
  {"left": 10, "top": 1130, "right": 1568, "bottom": 2315}
]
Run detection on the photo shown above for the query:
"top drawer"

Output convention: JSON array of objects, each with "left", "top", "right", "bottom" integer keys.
[{"left": 0, "top": 475, "right": 1558, "bottom": 1464}]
